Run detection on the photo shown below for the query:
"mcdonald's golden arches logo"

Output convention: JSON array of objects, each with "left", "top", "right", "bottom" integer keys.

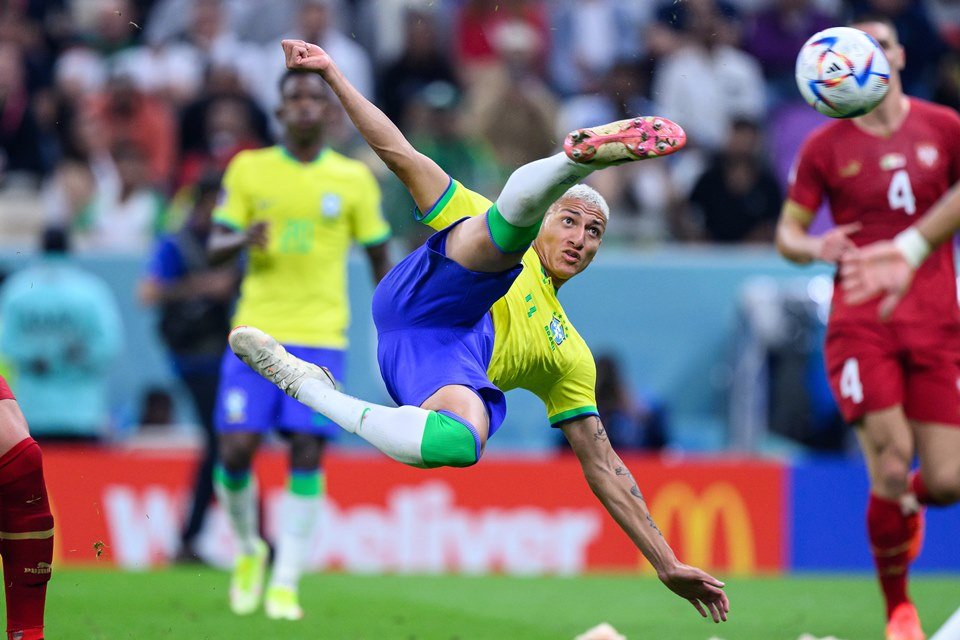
[{"left": 642, "top": 482, "right": 756, "bottom": 574}]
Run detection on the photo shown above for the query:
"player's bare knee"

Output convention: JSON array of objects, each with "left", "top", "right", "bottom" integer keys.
[
  {"left": 219, "top": 433, "right": 259, "bottom": 472},
  {"left": 874, "top": 453, "right": 911, "bottom": 496},
  {"left": 921, "top": 468, "right": 960, "bottom": 504},
  {"left": 287, "top": 433, "right": 324, "bottom": 469}
]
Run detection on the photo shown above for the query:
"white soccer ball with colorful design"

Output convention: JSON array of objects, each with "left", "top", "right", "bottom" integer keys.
[{"left": 795, "top": 26, "right": 890, "bottom": 118}]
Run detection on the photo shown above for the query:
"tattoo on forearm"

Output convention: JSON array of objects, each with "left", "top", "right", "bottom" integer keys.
[
  {"left": 630, "top": 485, "right": 644, "bottom": 500},
  {"left": 645, "top": 513, "right": 663, "bottom": 538},
  {"left": 615, "top": 466, "right": 632, "bottom": 478},
  {"left": 592, "top": 418, "right": 607, "bottom": 442}
]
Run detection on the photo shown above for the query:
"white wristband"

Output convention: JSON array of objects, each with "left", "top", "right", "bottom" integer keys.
[{"left": 893, "top": 227, "right": 932, "bottom": 269}]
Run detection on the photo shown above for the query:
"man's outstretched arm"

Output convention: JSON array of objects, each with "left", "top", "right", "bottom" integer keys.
[
  {"left": 560, "top": 416, "right": 729, "bottom": 623},
  {"left": 281, "top": 39, "right": 448, "bottom": 214},
  {"left": 841, "top": 182, "right": 960, "bottom": 318}
]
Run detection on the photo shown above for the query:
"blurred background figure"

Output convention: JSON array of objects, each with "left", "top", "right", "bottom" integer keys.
[
  {"left": 744, "top": 0, "right": 834, "bottom": 104},
  {"left": 383, "top": 80, "right": 500, "bottom": 248},
  {"left": 681, "top": 118, "right": 782, "bottom": 243},
  {"left": 594, "top": 354, "right": 669, "bottom": 453},
  {"left": 0, "top": 41, "right": 47, "bottom": 189},
  {"left": 85, "top": 71, "right": 177, "bottom": 189},
  {"left": 466, "top": 18, "right": 558, "bottom": 176},
  {"left": 375, "top": 5, "right": 459, "bottom": 125},
  {"left": 140, "top": 173, "right": 240, "bottom": 563},
  {"left": 72, "top": 141, "right": 167, "bottom": 254},
  {"left": 652, "top": 0, "right": 766, "bottom": 154},
  {"left": 548, "top": 0, "right": 641, "bottom": 98},
  {"left": 0, "top": 228, "right": 123, "bottom": 441},
  {"left": 263, "top": 0, "right": 373, "bottom": 125}
]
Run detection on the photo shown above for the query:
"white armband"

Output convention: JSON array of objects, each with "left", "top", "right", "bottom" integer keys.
[{"left": 893, "top": 227, "right": 931, "bottom": 269}]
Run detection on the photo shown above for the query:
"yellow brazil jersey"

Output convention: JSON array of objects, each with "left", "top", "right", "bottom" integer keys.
[
  {"left": 418, "top": 179, "right": 598, "bottom": 426},
  {"left": 214, "top": 146, "right": 390, "bottom": 348}
]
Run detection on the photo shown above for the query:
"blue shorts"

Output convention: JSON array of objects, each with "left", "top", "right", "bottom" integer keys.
[
  {"left": 372, "top": 219, "right": 522, "bottom": 436},
  {"left": 214, "top": 344, "right": 345, "bottom": 437}
]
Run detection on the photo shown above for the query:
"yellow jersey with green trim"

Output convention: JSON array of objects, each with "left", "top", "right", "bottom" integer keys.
[
  {"left": 417, "top": 179, "right": 598, "bottom": 426},
  {"left": 214, "top": 146, "right": 390, "bottom": 348}
]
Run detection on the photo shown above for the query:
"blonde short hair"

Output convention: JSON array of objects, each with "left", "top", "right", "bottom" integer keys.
[{"left": 560, "top": 184, "right": 610, "bottom": 220}]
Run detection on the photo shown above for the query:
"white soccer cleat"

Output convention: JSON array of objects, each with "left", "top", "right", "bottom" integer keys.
[
  {"left": 264, "top": 585, "right": 304, "bottom": 621},
  {"left": 228, "top": 326, "right": 336, "bottom": 398},
  {"left": 229, "top": 539, "right": 269, "bottom": 616}
]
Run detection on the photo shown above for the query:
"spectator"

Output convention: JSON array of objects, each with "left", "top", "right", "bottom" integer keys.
[
  {"left": 74, "top": 141, "right": 166, "bottom": 254},
  {"left": 140, "top": 174, "right": 240, "bottom": 563},
  {"left": 0, "top": 42, "right": 46, "bottom": 187},
  {"left": 150, "top": 0, "right": 261, "bottom": 103},
  {"left": 557, "top": 60, "right": 677, "bottom": 242},
  {"left": 85, "top": 71, "right": 177, "bottom": 187},
  {"left": 376, "top": 6, "right": 460, "bottom": 124},
  {"left": 42, "top": 110, "right": 112, "bottom": 231},
  {"left": 933, "top": 51, "right": 960, "bottom": 111},
  {"left": 53, "top": 0, "right": 143, "bottom": 101},
  {"left": 548, "top": 0, "right": 640, "bottom": 97},
  {"left": 744, "top": 0, "right": 834, "bottom": 101},
  {"left": 384, "top": 80, "right": 500, "bottom": 247},
  {"left": 595, "top": 354, "right": 669, "bottom": 452},
  {"left": 466, "top": 19, "right": 558, "bottom": 174},
  {"left": 178, "top": 63, "right": 271, "bottom": 160},
  {"left": 652, "top": 0, "right": 765, "bottom": 152},
  {"left": 453, "top": 0, "right": 549, "bottom": 83},
  {"left": 850, "top": 0, "right": 947, "bottom": 99},
  {"left": 683, "top": 119, "right": 782, "bottom": 243},
  {"left": 0, "top": 228, "right": 123, "bottom": 441},
  {"left": 356, "top": 0, "right": 453, "bottom": 64},
  {"left": 176, "top": 95, "right": 265, "bottom": 189},
  {"left": 558, "top": 353, "right": 668, "bottom": 453},
  {"left": 263, "top": 0, "right": 374, "bottom": 116}
]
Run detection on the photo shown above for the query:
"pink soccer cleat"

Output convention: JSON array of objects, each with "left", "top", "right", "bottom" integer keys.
[{"left": 563, "top": 116, "right": 686, "bottom": 165}]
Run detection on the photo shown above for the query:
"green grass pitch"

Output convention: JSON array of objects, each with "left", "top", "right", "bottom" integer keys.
[{"left": 43, "top": 568, "right": 958, "bottom": 639}]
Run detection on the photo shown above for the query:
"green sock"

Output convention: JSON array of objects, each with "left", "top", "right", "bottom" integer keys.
[
  {"left": 420, "top": 410, "right": 481, "bottom": 468},
  {"left": 485, "top": 204, "right": 542, "bottom": 254}
]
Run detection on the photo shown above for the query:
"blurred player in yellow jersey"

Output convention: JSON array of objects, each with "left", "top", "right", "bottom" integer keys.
[
  {"left": 207, "top": 70, "right": 392, "bottom": 620},
  {"left": 231, "top": 39, "right": 729, "bottom": 623}
]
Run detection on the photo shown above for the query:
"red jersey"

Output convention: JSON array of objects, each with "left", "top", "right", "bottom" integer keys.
[{"left": 788, "top": 98, "right": 960, "bottom": 324}]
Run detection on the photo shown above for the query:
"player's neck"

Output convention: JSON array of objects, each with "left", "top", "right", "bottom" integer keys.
[
  {"left": 282, "top": 138, "right": 325, "bottom": 163},
  {"left": 855, "top": 93, "right": 910, "bottom": 138}
]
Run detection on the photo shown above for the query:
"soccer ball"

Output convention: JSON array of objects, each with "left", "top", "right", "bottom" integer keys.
[{"left": 795, "top": 26, "right": 890, "bottom": 119}]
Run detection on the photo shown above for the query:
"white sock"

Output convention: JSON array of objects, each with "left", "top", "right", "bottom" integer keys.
[
  {"left": 214, "top": 476, "right": 263, "bottom": 556},
  {"left": 296, "top": 379, "right": 429, "bottom": 466},
  {"left": 270, "top": 491, "right": 320, "bottom": 590},
  {"left": 495, "top": 153, "right": 593, "bottom": 227}
]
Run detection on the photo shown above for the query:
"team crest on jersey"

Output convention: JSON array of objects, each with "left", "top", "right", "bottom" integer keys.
[
  {"left": 916, "top": 143, "right": 939, "bottom": 168},
  {"left": 320, "top": 193, "right": 342, "bottom": 218},
  {"left": 879, "top": 153, "right": 906, "bottom": 171},
  {"left": 838, "top": 160, "right": 861, "bottom": 178},
  {"left": 548, "top": 314, "right": 566, "bottom": 346}
]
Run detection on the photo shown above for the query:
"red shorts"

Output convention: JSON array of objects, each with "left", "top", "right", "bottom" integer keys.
[
  {"left": 825, "top": 321, "right": 960, "bottom": 426},
  {"left": 0, "top": 375, "right": 13, "bottom": 401}
]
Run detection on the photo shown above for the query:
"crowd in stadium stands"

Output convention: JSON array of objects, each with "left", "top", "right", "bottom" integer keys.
[{"left": 1, "top": 0, "right": 958, "bottom": 252}]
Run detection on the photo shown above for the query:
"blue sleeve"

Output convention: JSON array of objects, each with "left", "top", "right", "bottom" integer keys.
[{"left": 146, "top": 237, "right": 186, "bottom": 283}]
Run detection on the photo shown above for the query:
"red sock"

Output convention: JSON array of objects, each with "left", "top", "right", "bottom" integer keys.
[
  {"left": 867, "top": 493, "right": 918, "bottom": 619},
  {"left": 909, "top": 470, "right": 945, "bottom": 506},
  {"left": 0, "top": 439, "right": 53, "bottom": 640}
]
